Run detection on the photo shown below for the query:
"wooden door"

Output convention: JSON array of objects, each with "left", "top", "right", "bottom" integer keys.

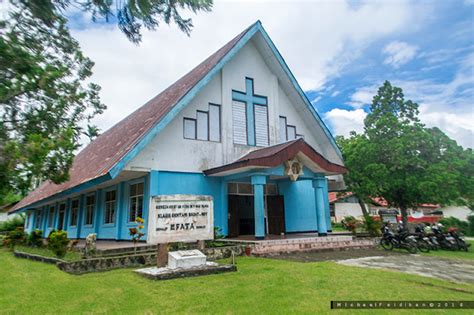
[
  {"left": 228, "top": 195, "right": 240, "bottom": 238},
  {"left": 267, "top": 195, "right": 285, "bottom": 235}
]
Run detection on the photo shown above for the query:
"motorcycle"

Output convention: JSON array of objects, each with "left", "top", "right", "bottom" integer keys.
[
  {"left": 432, "top": 224, "right": 459, "bottom": 251},
  {"left": 412, "top": 224, "right": 432, "bottom": 253},
  {"left": 380, "top": 223, "right": 418, "bottom": 254},
  {"left": 447, "top": 227, "right": 470, "bottom": 252}
]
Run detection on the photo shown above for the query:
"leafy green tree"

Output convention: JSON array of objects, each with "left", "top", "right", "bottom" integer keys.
[
  {"left": 18, "top": 0, "right": 214, "bottom": 44},
  {"left": 338, "top": 81, "right": 473, "bottom": 228},
  {"left": 1, "top": 1, "right": 106, "bottom": 197},
  {"left": 1, "top": 0, "right": 213, "bottom": 201}
]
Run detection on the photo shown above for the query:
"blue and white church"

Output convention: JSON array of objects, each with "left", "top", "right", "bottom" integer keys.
[{"left": 12, "top": 21, "right": 346, "bottom": 241}]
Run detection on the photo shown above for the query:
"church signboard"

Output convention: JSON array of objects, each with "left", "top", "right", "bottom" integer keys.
[{"left": 147, "top": 195, "right": 214, "bottom": 244}]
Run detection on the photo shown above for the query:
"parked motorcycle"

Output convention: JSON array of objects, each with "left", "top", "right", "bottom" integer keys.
[
  {"left": 412, "top": 224, "right": 432, "bottom": 253},
  {"left": 432, "top": 224, "right": 459, "bottom": 251},
  {"left": 447, "top": 227, "right": 470, "bottom": 252},
  {"left": 380, "top": 223, "right": 418, "bottom": 254}
]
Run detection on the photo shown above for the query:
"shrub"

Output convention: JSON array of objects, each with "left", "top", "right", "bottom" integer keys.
[
  {"left": 27, "top": 230, "right": 44, "bottom": 247},
  {"left": 439, "top": 217, "right": 469, "bottom": 235},
  {"left": 47, "top": 230, "right": 70, "bottom": 258},
  {"left": 3, "top": 227, "right": 27, "bottom": 248},
  {"left": 341, "top": 216, "right": 359, "bottom": 234},
  {"left": 0, "top": 214, "right": 25, "bottom": 232},
  {"left": 363, "top": 215, "right": 381, "bottom": 237}
]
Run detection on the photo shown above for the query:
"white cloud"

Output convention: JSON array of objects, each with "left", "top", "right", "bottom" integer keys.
[
  {"left": 382, "top": 41, "right": 418, "bottom": 68},
  {"left": 347, "top": 85, "right": 378, "bottom": 108},
  {"left": 71, "top": 0, "right": 425, "bottom": 133},
  {"left": 324, "top": 108, "right": 367, "bottom": 137},
  {"left": 343, "top": 53, "right": 474, "bottom": 148}
]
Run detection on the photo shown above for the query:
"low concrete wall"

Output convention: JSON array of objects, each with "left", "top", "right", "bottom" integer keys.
[
  {"left": 57, "top": 253, "right": 156, "bottom": 274},
  {"left": 14, "top": 251, "right": 65, "bottom": 264},
  {"left": 57, "top": 245, "right": 246, "bottom": 274}
]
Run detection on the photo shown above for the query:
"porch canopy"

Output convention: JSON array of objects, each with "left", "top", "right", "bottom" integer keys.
[
  {"left": 204, "top": 138, "right": 347, "bottom": 177},
  {"left": 204, "top": 139, "right": 347, "bottom": 239}
]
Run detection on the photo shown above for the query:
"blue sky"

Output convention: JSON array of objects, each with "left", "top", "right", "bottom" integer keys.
[{"left": 67, "top": 0, "right": 473, "bottom": 148}]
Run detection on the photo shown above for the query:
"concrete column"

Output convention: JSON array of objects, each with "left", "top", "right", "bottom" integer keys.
[
  {"left": 94, "top": 190, "right": 102, "bottom": 234},
  {"left": 322, "top": 177, "right": 332, "bottom": 232},
  {"left": 313, "top": 176, "right": 327, "bottom": 236},
  {"left": 115, "top": 182, "right": 126, "bottom": 240},
  {"left": 251, "top": 175, "right": 267, "bottom": 240},
  {"left": 77, "top": 194, "right": 85, "bottom": 239}
]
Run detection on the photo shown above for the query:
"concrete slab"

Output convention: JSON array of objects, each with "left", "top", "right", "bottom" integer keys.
[
  {"left": 337, "top": 255, "right": 474, "bottom": 284},
  {"left": 135, "top": 262, "right": 237, "bottom": 280}
]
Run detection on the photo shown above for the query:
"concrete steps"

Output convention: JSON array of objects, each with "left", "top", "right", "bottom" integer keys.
[{"left": 251, "top": 235, "right": 375, "bottom": 255}]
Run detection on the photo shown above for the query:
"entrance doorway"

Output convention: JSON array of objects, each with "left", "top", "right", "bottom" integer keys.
[{"left": 227, "top": 183, "right": 285, "bottom": 237}]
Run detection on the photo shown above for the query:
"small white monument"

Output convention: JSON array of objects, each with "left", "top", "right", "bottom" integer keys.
[{"left": 168, "top": 250, "right": 207, "bottom": 269}]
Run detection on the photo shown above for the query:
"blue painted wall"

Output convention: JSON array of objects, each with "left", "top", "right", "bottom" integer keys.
[
  {"left": 279, "top": 179, "right": 318, "bottom": 232},
  {"left": 152, "top": 171, "right": 227, "bottom": 236}
]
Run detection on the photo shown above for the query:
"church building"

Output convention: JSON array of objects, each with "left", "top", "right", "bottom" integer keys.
[{"left": 12, "top": 21, "right": 346, "bottom": 241}]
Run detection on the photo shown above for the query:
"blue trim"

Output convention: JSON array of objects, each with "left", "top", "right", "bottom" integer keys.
[
  {"left": 13, "top": 174, "right": 112, "bottom": 214},
  {"left": 107, "top": 23, "right": 262, "bottom": 179},
  {"left": 105, "top": 21, "right": 340, "bottom": 181},
  {"left": 232, "top": 77, "right": 268, "bottom": 146},
  {"left": 256, "top": 25, "right": 343, "bottom": 159}
]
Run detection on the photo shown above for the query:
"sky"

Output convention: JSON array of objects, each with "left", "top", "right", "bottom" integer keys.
[{"left": 67, "top": 0, "right": 473, "bottom": 148}]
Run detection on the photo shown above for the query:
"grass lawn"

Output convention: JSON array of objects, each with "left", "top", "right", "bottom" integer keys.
[
  {"left": 421, "top": 241, "right": 474, "bottom": 261},
  {"left": 0, "top": 250, "right": 473, "bottom": 314},
  {"left": 14, "top": 245, "right": 82, "bottom": 261}
]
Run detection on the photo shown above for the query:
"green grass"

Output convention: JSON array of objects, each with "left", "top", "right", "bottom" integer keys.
[
  {"left": 421, "top": 241, "right": 474, "bottom": 261},
  {"left": 0, "top": 250, "right": 473, "bottom": 314},
  {"left": 14, "top": 245, "right": 82, "bottom": 261}
]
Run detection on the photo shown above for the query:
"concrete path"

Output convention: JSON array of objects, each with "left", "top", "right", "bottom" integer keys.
[{"left": 337, "top": 255, "right": 474, "bottom": 284}]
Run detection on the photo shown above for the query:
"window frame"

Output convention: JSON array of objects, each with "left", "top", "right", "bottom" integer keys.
[
  {"left": 103, "top": 189, "right": 117, "bottom": 225},
  {"left": 128, "top": 181, "right": 145, "bottom": 223},
  {"left": 183, "top": 117, "right": 197, "bottom": 140},
  {"left": 69, "top": 198, "right": 80, "bottom": 227},
  {"left": 196, "top": 110, "right": 209, "bottom": 141},
  {"left": 208, "top": 103, "right": 221, "bottom": 142},
  {"left": 84, "top": 193, "right": 95, "bottom": 226},
  {"left": 48, "top": 206, "right": 55, "bottom": 228},
  {"left": 35, "top": 211, "right": 42, "bottom": 230}
]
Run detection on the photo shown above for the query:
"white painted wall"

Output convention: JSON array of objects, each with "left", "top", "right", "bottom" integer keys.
[
  {"left": 334, "top": 203, "right": 365, "bottom": 222},
  {"left": 125, "top": 38, "right": 342, "bottom": 173},
  {"left": 440, "top": 206, "right": 472, "bottom": 221}
]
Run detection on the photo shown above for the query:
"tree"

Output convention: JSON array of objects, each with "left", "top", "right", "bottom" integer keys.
[
  {"left": 338, "top": 81, "right": 474, "bottom": 228},
  {"left": 1, "top": 1, "right": 106, "bottom": 197},
  {"left": 1, "top": 0, "right": 213, "bottom": 201},
  {"left": 17, "top": 0, "right": 214, "bottom": 44}
]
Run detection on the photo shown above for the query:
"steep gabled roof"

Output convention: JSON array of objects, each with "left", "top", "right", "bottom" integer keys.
[{"left": 12, "top": 20, "right": 342, "bottom": 213}]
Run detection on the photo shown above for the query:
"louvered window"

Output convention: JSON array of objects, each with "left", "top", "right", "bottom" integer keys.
[
  {"left": 232, "top": 100, "right": 247, "bottom": 145},
  {"left": 254, "top": 105, "right": 269, "bottom": 146}
]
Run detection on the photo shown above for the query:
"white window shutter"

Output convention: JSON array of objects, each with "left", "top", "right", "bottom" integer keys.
[
  {"left": 232, "top": 101, "right": 247, "bottom": 145},
  {"left": 254, "top": 105, "right": 269, "bottom": 146}
]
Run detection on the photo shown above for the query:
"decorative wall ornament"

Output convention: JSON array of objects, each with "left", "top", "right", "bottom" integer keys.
[{"left": 284, "top": 158, "right": 304, "bottom": 181}]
